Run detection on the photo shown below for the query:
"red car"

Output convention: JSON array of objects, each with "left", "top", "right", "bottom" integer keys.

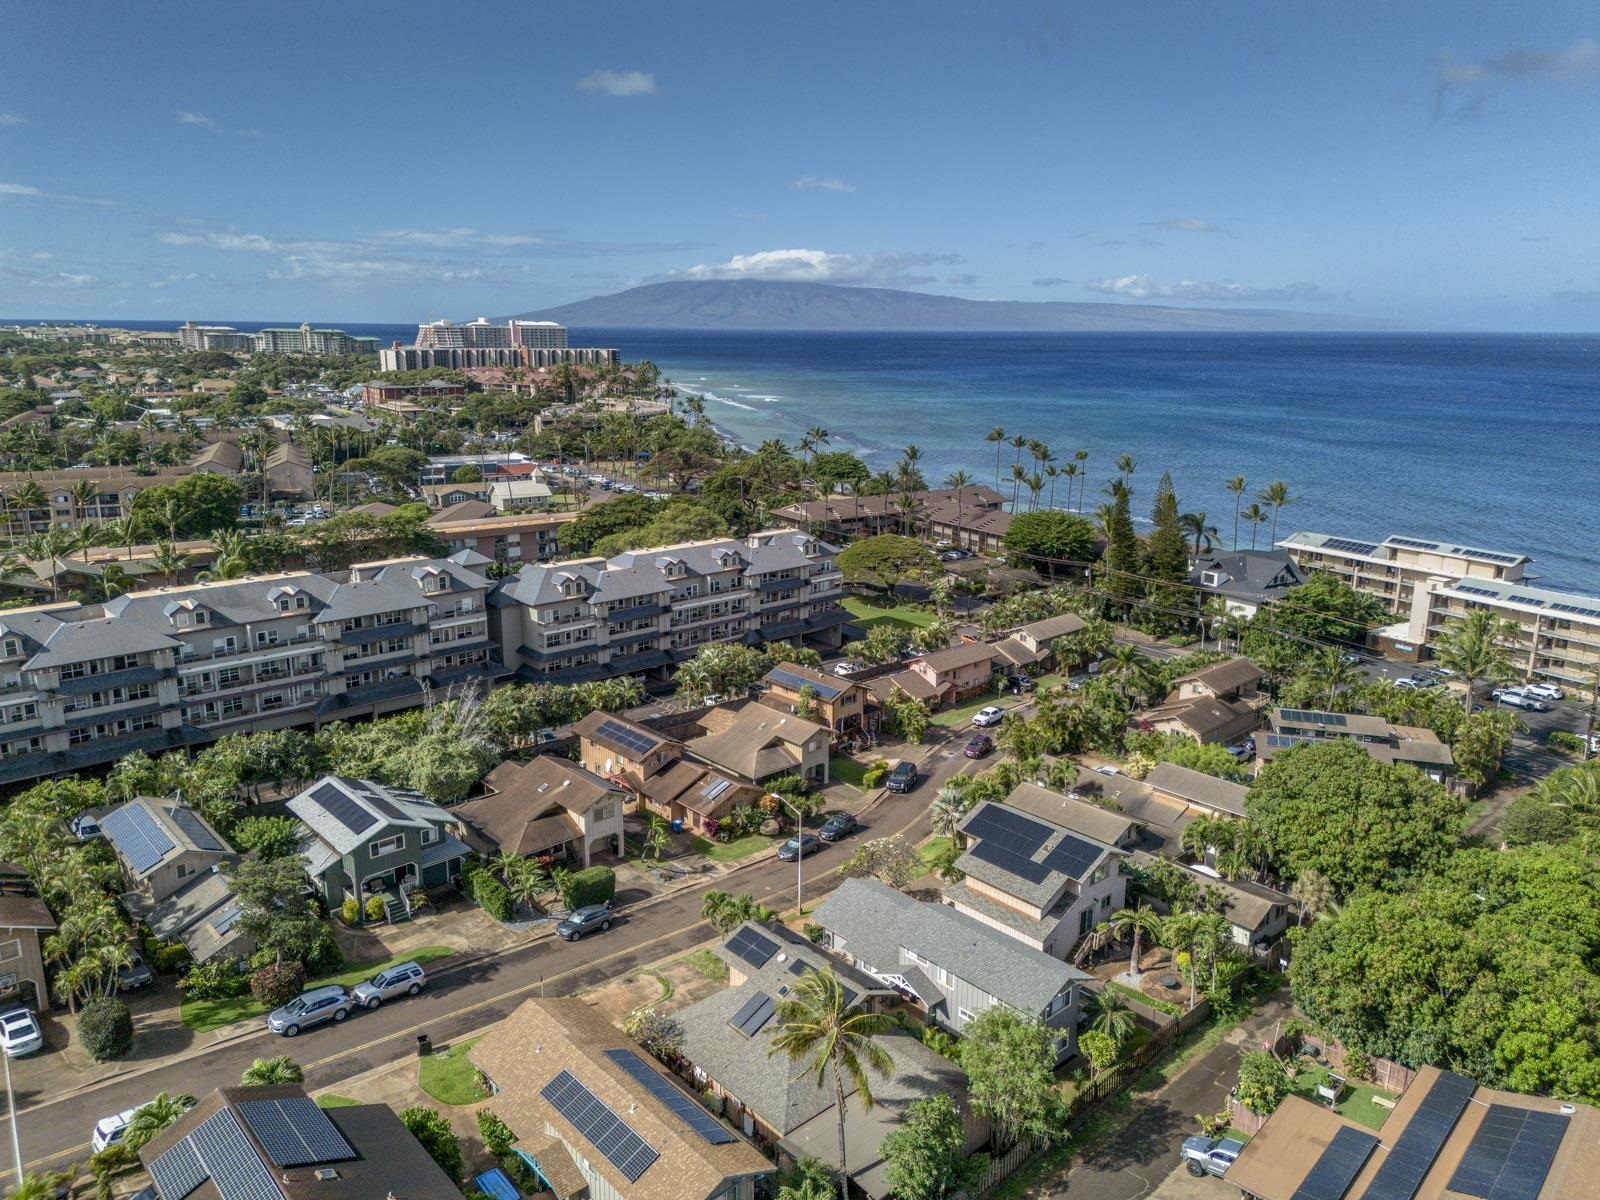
[{"left": 963, "top": 733, "right": 994, "bottom": 758}]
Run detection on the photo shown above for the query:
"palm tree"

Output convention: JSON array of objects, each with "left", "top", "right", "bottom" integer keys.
[
  {"left": 1240, "top": 502, "right": 1269, "bottom": 550},
  {"left": 150, "top": 539, "right": 189, "bottom": 587},
  {"left": 98, "top": 513, "right": 142, "bottom": 562},
  {"left": 807, "top": 426, "right": 830, "bottom": 458},
  {"left": 1224, "top": 476, "right": 1247, "bottom": 550},
  {"left": 5, "top": 1172, "right": 74, "bottom": 1200},
  {"left": 769, "top": 968, "right": 895, "bottom": 1200},
  {"left": 1008, "top": 433, "right": 1027, "bottom": 472},
  {"left": 1256, "top": 480, "right": 1294, "bottom": 546},
  {"left": 929, "top": 785, "right": 969, "bottom": 845},
  {"left": 1116, "top": 453, "right": 1135, "bottom": 480},
  {"left": 1433, "top": 607, "right": 1519, "bottom": 713},
  {"left": 8, "top": 478, "right": 47, "bottom": 540},
  {"left": 1180, "top": 511, "right": 1218, "bottom": 556},
  {"left": 642, "top": 813, "right": 672, "bottom": 862},
  {"left": 1009, "top": 462, "right": 1027, "bottom": 511},
  {"left": 1083, "top": 988, "right": 1137, "bottom": 1046},
  {"left": 943, "top": 469, "right": 970, "bottom": 542},
  {"left": 100, "top": 562, "right": 134, "bottom": 599},
  {"left": 124, "top": 1092, "right": 197, "bottom": 1152},
  {"left": 1074, "top": 449, "right": 1089, "bottom": 509},
  {"left": 71, "top": 478, "right": 100, "bottom": 532},
  {"left": 21, "top": 526, "right": 79, "bottom": 602},
  {"left": 1045, "top": 464, "right": 1061, "bottom": 508},
  {"left": 985, "top": 426, "right": 1007, "bottom": 492},
  {"left": 241, "top": 1055, "right": 303, "bottom": 1086},
  {"left": 777, "top": 1157, "right": 837, "bottom": 1200},
  {"left": 1101, "top": 643, "right": 1153, "bottom": 703},
  {"left": 1108, "top": 905, "right": 1164, "bottom": 978},
  {"left": 504, "top": 859, "right": 551, "bottom": 916},
  {"left": 1304, "top": 647, "right": 1361, "bottom": 709}
]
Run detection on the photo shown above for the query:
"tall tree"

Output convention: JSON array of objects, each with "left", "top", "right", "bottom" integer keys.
[
  {"left": 985, "top": 426, "right": 1007, "bottom": 492},
  {"left": 1240, "top": 501, "right": 1269, "bottom": 549},
  {"left": 1224, "top": 476, "right": 1247, "bottom": 550},
  {"left": 1432, "top": 607, "right": 1519, "bottom": 712},
  {"left": 956, "top": 1006, "right": 1062, "bottom": 1149},
  {"left": 1256, "top": 480, "right": 1294, "bottom": 546}
]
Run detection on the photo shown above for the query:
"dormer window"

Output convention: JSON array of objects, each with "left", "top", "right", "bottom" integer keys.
[
  {"left": 1, "top": 639, "right": 18, "bottom": 658},
  {"left": 277, "top": 598, "right": 291, "bottom": 613}
]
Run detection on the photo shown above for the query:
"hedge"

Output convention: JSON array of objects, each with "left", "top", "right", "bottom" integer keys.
[
  {"left": 561, "top": 866, "right": 616, "bottom": 911},
  {"left": 80, "top": 996, "right": 134, "bottom": 1060},
  {"left": 465, "top": 864, "right": 514, "bottom": 922}
]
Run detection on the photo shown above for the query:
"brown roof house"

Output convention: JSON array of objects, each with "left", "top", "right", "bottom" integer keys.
[
  {"left": 0, "top": 879, "right": 55, "bottom": 1011},
  {"left": 868, "top": 641, "right": 999, "bottom": 711},
  {"left": 758, "top": 661, "right": 877, "bottom": 743},
  {"left": 471, "top": 997, "right": 772, "bottom": 1200},
  {"left": 421, "top": 481, "right": 492, "bottom": 509},
  {"left": 1259, "top": 708, "right": 1456, "bottom": 782},
  {"left": 1143, "top": 762, "right": 1249, "bottom": 818},
  {"left": 453, "top": 754, "right": 626, "bottom": 867},
  {"left": 636, "top": 760, "right": 762, "bottom": 835},
  {"left": 1143, "top": 656, "right": 1263, "bottom": 745},
  {"left": 138, "top": 1083, "right": 458, "bottom": 1200},
  {"left": 991, "top": 613, "right": 1088, "bottom": 676},
  {"left": 688, "top": 704, "right": 830, "bottom": 786},
  {"left": 1128, "top": 852, "right": 1291, "bottom": 953},
  {"left": 574, "top": 711, "right": 683, "bottom": 792}
]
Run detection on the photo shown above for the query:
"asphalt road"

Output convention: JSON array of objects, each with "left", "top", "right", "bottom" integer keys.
[{"left": 10, "top": 725, "right": 983, "bottom": 1176}]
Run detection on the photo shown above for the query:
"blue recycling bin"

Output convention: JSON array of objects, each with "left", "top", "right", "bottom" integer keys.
[{"left": 670, "top": 818, "right": 684, "bottom": 834}]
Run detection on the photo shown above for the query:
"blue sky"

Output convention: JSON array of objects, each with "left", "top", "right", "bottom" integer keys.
[{"left": 2, "top": 1, "right": 1597, "bottom": 329}]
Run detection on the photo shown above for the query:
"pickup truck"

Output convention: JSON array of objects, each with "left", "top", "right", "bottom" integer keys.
[{"left": 1180, "top": 1134, "right": 1245, "bottom": 1178}]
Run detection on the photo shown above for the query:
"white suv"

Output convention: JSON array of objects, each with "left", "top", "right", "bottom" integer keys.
[
  {"left": 1521, "top": 682, "right": 1564, "bottom": 701},
  {"left": 352, "top": 961, "right": 427, "bottom": 1009}
]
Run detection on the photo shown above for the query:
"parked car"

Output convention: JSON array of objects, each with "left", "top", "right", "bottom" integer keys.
[
  {"left": 1180, "top": 1135, "right": 1245, "bottom": 1178},
  {"left": 69, "top": 812, "right": 102, "bottom": 841},
  {"left": 1338, "top": 652, "right": 1360, "bottom": 665},
  {"left": 971, "top": 706, "right": 1006, "bottom": 727},
  {"left": 1522, "top": 682, "right": 1564, "bottom": 701},
  {"left": 833, "top": 660, "right": 865, "bottom": 678},
  {"left": 1394, "top": 677, "right": 1421, "bottom": 690},
  {"left": 351, "top": 960, "right": 427, "bottom": 1009},
  {"left": 884, "top": 761, "right": 919, "bottom": 793},
  {"left": 1493, "top": 688, "right": 1550, "bottom": 712},
  {"left": 1407, "top": 674, "right": 1441, "bottom": 688},
  {"left": 964, "top": 733, "right": 994, "bottom": 758},
  {"left": 116, "top": 950, "right": 154, "bottom": 992},
  {"left": 777, "top": 833, "right": 821, "bottom": 862},
  {"left": 818, "top": 812, "right": 858, "bottom": 842},
  {"left": 1094, "top": 765, "right": 1122, "bottom": 776},
  {"left": 556, "top": 902, "right": 613, "bottom": 941},
  {"left": 93, "top": 1096, "right": 196, "bottom": 1153},
  {"left": 267, "top": 985, "right": 353, "bottom": 1037},
  {"left": 0, "top": 1008, "right": 43, "bottom": 1057}
]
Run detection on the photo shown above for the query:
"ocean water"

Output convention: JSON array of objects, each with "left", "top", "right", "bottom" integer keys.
[
  {"left": 11, "top": 320, "right": 1597, "bottom": 592},
  {"left": 580, "top": 329, "right": 1600, "bottom": 595}
]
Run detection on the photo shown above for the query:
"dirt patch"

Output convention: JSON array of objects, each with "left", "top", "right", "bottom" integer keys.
[{"left": 581, "top": 943, "right": 731, "bottom": 1028}]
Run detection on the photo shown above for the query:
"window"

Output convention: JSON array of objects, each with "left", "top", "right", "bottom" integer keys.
[
  {"left": 420, "top": 827, "right": 439, "bottom": 846},
  {"left": 256, "top": 630, "right": 280, "bottom": 648},
  {"left": 176, "top": 863, "right": 191, "bottom": 879},
  {"left": 369, "top": 833, "right": 404, "bottom": 858},
  {"left": 957, "top": 1007, "right": 976, "bottom": 1023},
  {"left": 1, "top": 639, "right": 18, "bottom": 658}
]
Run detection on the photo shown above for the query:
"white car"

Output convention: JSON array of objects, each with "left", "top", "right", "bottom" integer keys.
[
  {"left": 92, "top": 1104, "right": 141, "bottom": 1152},
  {"left": 69, "top": 812, "right": 102, "bottom": 841},
  {"left": 1522, "top": 683, "right": 1564, "bottom": 701},
  {"left": 1492, "top": 688, "right": 1550, "bottom": 712},
  {"left": 0, "top": 1008, "right": 43, "bottom": 1058},
  {"left": 971, "top": 706, "right": 1006, "bottom": 728},
  {"left": 832, "top": 660, "right": 864, "bottom": 678}
]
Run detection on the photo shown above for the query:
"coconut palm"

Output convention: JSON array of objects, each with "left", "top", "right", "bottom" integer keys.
[
  {"left": 1224, "top": 476, "right": 1247, "bottom": 550},
  {"left": 5, "top": 1172, "right": 73, "bottom": 1200},
  {"left": 769, "top": 968, "right": 895, "bottom": 1200},
  {"left": 150, "top": 540, "right": 189, "bottom": 587},
  {"left": 1026, "top": 472, "right": 1044, "bottom": 512},
  {"left": 7, "top": 478, "right": 47, "bottom": 540},
  {"left": 21, "top": 526, "right": 79, "bottom": 602},
  {"left": 1179, "top": 511, "right": 1218, "bottom": 556},
  {"left": 71, "top": 478, "right": 100, "bottom": 531},
  {"left": 1059, "top": 462, "right": 1078, "bottom": 511},
  {"left": 241, "top": 1055, "right": 304, "bottom": 1086},
  {"left": 1256, "top": 480, "right": 1294, "bottom": 546},
  {"left": 1240, "top": 502, "right": 1269, "bottom": 550},
  {"left": 1083, "top": 987, "right": 1137, "bottom": 1046},
  {"left": 1101, "top": 643, "right": 1154, "bottom": 703},
  {"left": 1008, "top": 433, "right": 1027, "bottom": 471},
  {"left": 1044, "top": 464, "right": 1061, "bottom": 509},
  {"left": 1109, "top": 905, "right": 1164, "bottom": 978},
  {"left": 777, "top": 1157, "right": 837, "bottom": 1200},
  {"left": 929, "top": 784, "right": 970, "bottom": 844},
  {"left": 124, "top": 1092, "right": 197, "bottom": 1152},
  {"left": 1432, "top": 607, "right": 1519, "bottom": 713},
  {"left": 504, "top": 859, "right": 551, "bottom": 915},
  {"left": 944, "top": 470, "right": 970, "bottom": 541},
  {"left": 1303, "top": 646, "right": 1361, "bottom": 709},
  {"left": 985, "top": 426, "right": 1007, "bottom": 491},
  {"left": 1116, "top": 453, "right": 1135, "bottom": 479},
  {"left": 1073, "top": 448, "right": 1089, "bottom": 508},
  {"left": 97, "top": 513, "right": 143, "bottom": 561},
  {"left": 1009, "top": 462, "right": 1027, "bottom": 511}
]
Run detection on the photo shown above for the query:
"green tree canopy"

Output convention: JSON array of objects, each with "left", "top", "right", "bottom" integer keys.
[
  {"left": 881, "top": 1094, "right": 979, "bottom": 1200},
  {"left": 561, "top": 493, "right": 664, "bottom": 555},
  {"left": 1001, "top": 510, "right": 1098, "bottom": 578},
  {"left": 956, "top": 1006, "right": 1062, "bottom": 1148},
  {"left": 590, "top": 498, "right": 730, "bottom": 557},
  {"left": 130, "top": 471, "right": 243, "bottom": 538},
  {"left": 838, "top": 534, "right": 939, "bottom": 594}
]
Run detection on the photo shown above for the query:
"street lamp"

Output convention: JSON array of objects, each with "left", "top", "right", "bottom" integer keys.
[
  {"left": 3, "top": 1045, "right": 21, "bottom": 1189},
  {"left": 777, "top": 795, "right": 805, "bottom": 914}
]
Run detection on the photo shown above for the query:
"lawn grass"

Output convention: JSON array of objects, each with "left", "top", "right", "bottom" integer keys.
[
  {"left": 418, "top": 1035, "right": 486, "bottom": 1105},
  {"left": 1104, "top": 979, "right": 1185, "bottom": 1018},
  {"left": 842, "top": 596, "right": 935, "bottom": 632},
  {"left": 679, "top": 949, "right": 729, "bottom": 981},
  {"left": 1287, "top": 1064, "right": 1396, "bottom": 1132},
  {"left": 913, "top": 836, "right": 953, "bottom": 878},
  {"left": 931, "top": 693, "right": 1011, "bottom": 727},
  {"left": 315, "top": 1095, "right": 360, "bottom": 1109},
  {"left": 181, "top": 945, "right": 457, "bottom": 1034},
  {"left": 829, "top": 756, "right": 870, "bottom": 787},
  {"left": 691, "top": 832, "right": 776, "bottom": 862}
]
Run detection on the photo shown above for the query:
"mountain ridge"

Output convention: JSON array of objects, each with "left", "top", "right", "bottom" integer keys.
[{"left": 507, "top": 280, "right": 1389, "bottom": 332}]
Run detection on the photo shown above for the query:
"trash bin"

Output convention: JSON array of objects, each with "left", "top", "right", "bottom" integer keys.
[
  {"left": 417, "top": 1033, "right": 432, "bottom": 1057},
  {"left": 670, "top": 819, "right": 683, "bottom": 834}
]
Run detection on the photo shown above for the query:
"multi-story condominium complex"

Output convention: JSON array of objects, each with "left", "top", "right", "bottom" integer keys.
[
  {"left": 0, "top": 555, "right": 500, "bottom": 785},
  {"left": 414, "top": 317, "right": 569, "bottom": 349},
  {"left": 0, "top": 467, "right": 192, "bottom": 535},
  {"left": 1426, "top": 577, "right": 1600, "bottom": 690},
  {"left": 377, "top": 344, "right": 619, "bottom": 371},
  {"left": 250, "top": 322, "right": 379, "bottom": 356},
  {"left": 176, "top": 321, "right": 256, "bottom": 352},
  {"left": 490, "top": 531, "right": 846, "bottom": 684},
  {"left": 1279, "top": 530, "right": 1533, "bottom": 619}
]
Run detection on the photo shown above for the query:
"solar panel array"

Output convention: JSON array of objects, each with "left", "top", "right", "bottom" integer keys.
[
  {"left": 102, "top": 805, "right": 176, "bottom": 874},
  {"left": 963, "top": 803, "right": 1103, "bottom": 883},
  {"left": 1447, "top": 1104, "right": 1569, "bottom": 1200},
  {"left": 152, "top": 1108, "right": 284, "bottom": 1200},
  {"left": 1388, "top": 537, "right": 1441, "bottom": 551},
  {"left": 1363, "top": 1069, "right": 1476, "bottom": 1200},
  {"left": 595, "top": 717, "right": 658, "bottom": 757},
  {"left": 701, "top": 777, "right": 732, "bottom": 803},
  {"left": 1507, "top": 594, "right": 1546, "bottom": 607},
  {"left": 540, "top": 1069, "right": 659, "bottom": 1182},
  {"left": 967, "top": 838, "right": 1050, "bottom": 885},
  {"left": 1454, "top": 585, "right": 1501, "bottom": 599},
  {"left": 237, "top": 1096, "right": 356, "bottom": 1168},
  {"left": 1041, "top": 832, "right": 1103, "bottom": 880},
  {"left": 725, "top": 926, "right": 777, "bottom": 969},
  {"left": 964, "top": 804, "right": 1053, "bottom": 853},
  {"left": 728, "top": 991, "right": 776, "bottom": 1037},
  {"left": 767, "top": 666, "right": 844, "bottom": 701},
  {"left": 601, "top": 1049, "right": 736, "bottom": 1145},
  {"left": 1264, "top": 734, "right": 1311, "bottom": 749},
  {"left": 1322, "top": 538, "right": 1380, "bottom": 556},
  {"left": 167, "top": 806, "right": 225, "bottom": 852},
  {"left": 310, "top": 782, "right": 376, "bottom": 834},
  {"left": 210, "top": 905, "right": 243, "bottom": 937},
  {"left": 1290, "top": 1125, "right": 1379, "bottom": 1200},
  {"left": 1278, "top": 709, "right": 1347, "bottom": 727},
  {"left": 149, "top": 1138, "right": 208, "bottom": 1200},
  {"left": 1550, "top": 601, "right": 1600, "bottom": 619}
]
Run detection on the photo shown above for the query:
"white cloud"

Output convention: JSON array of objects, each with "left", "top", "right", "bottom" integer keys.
[
  {"left": 0, "top": 114, "right": 26, "bottom": 127},
  {"left": 0, "top": 182, "right": 43, "bottom": 196},
  {"left": 1082, "top": 274, "right": 1332, "bottom": 303},
  {"left": 158, "top": 230, "right": 288, "bottom": 252},
  {"left": 664, "top": 247, "right": 962, "bottom": 286},
  {"left": 149, "top": 271, "right": 200, "bottom": 289},
  {"left": 30, "top": 251, "right": 51, "bottom": 260},
  {"left": 32, "top": 272, "right": 98, "bottom": 288},
  {"left": 177, "top": 111, "right": 219, "bottom": 130},
  {"left": 1433, "top": 38, "right": 1600, "bottom": 122},
  {"left": 577, "top": 69, "right": 658, "bottom": 97},
  {"left": 0, "top": 180, "right": 116, "bottom": 207},
  {"left": 1142, "top": 217, "right": 1225, "bottom": 234},
  {"left": 790, "top": 176, "right": 856, "bottom": 193}
]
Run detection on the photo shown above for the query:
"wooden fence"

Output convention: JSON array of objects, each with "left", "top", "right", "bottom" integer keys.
[{"left": 1298, "top": 1034, "right": 1418, "bottom": 1095}]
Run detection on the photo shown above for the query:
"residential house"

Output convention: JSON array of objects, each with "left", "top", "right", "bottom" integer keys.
[
  {"left": 757, "top": 661, "right": 877, "bottom": 745},
  {"left": 867, "top": 641, "right": 999, "bottom": 711},
  {"left": 139, "top": 1084, "right": 459, "bottom": 1200},
  {"left": 188, "top": 440, "right": 245, "bottom": 476},
  {"left": 1129, "top": 852, "right": 1291, "bottom": 953},
  {"left": 417, "top": 451, "right": 532, "bottom": 485},
  {"left": 287, "top": 776, "right": 470, "bottom": 920},
  {"left": 491, "top": 531, "right": 846, "bottom": 685},
  {"left": 636, "top": 760, "right": 762, "bottom": 834},
  {"left": 770, "top": 485, "right": 1012, "bottom": 555},
  {"left": 676, "top": 921, "right": 985, "bottom": 1199},
  {"left": 1258, "top": 708, "right": 1455, "bottom": 781},
  {"left": 1143, "top": 762, "right": 1250, "bottom": 819},
  {"left": 944, "top": 795, "right": 1127, "bottom": 960},
  {"left": 1228, "top": 1066, "right": 1600, "bottom": 1200},
  {"left": 0, "top": 876, "right": 55, "bottom": 1010},
  {"left": 427, "top": 504, "right": 574, "bottom": 565},
  {"left": 991, "top": 612, "right": 1088, "bottom": 678},
  {"left": 814, "top": 877, "right": 1089, "bottom": 1062},
  {"left": 263, "top": 442, "right": 315, "bottom": 500},
  {"left": 452, "top": 755, "right": 625, "bottom": 867},
  {"left": 421, "top": 481, "right": 492, "bottom": 509},
  {"left": 1143, "top": 656, "right": 1263, "bottom": 745},
  {"left": 102, "top": 798, "right": 235, "bottom": 906},
  {"left": 688, "top": 704, "right": 830, "bottom": 786},
  {"left": 1067, "top": 767, "right": 1199, "bottom": 854},
  {"left": 471, "top": 997, "right": 772, "bottom": 1200},
  {"left": 1190, "top": 550, "right": 1308, "bottom": 619},
  {"left": 574, "top": 710, "right": 683, "bottom": 790},
  {"left": 490, "top": 477, "right": 554, "bottom": 512},
  {"left": 147, "top": 870, "right": 253, "bottom": 965}
]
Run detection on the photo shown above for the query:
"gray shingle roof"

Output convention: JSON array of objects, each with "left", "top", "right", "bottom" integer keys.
[
  {"left": 26, "top": 616, "right": 180, "bottom": 669},
  {"left": 287, "top": 776, "right": 449, "bottom": 857},
  {"left": 953, "top": 799, "right": 1120, "bottom": 908},
  {"left": 1144, "top": 762, "right": 1249, "bottom": 817},
  {"left": 813, "top": 878, "right": 1088, "bottom": 1017}
]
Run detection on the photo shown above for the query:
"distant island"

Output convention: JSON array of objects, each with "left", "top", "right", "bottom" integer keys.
[{"left": 508, "top": 279, "right": 1387, "bottom": 332}]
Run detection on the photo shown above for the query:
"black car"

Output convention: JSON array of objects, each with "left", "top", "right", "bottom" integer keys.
[
  {"left": 776, "top": 833, "right": 821, "bottom": 862},
  {"left": 556, "top": 902, "right": 613, "bottom": 941},
  {"left": 818, "top": 812, "right": 858, "bottom": 842},
  {"left": 884, "top": 761, "right": 919, "bottom": 793}
]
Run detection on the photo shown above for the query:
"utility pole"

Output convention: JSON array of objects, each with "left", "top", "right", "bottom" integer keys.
[
  {"left": 779, "top": 796, "right": 804, "bottom": 914},
  {"left": 4, "top": 1045, "right": 21, "bottom": 1189}
]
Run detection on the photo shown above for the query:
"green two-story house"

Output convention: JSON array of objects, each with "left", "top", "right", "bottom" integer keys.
[{"left": 287, "top": 775, "right": 468, "bottom": 922}]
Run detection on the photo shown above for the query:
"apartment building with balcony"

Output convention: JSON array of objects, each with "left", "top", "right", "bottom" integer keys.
[
  {"left": 1279, "top": 531, "right": 1533, "bottom": 619},
  {"left": 0, "top": 554, "right": 501, "bottom": 785},
  {"left": 0, "top": 467, "right": 191, "bottom": 535},
  {"left": 1426, "top": 576, "right": 1600, "bottom": 690},
  {"left": 489, "top": 531, "right": 846, "bottom": 685}
]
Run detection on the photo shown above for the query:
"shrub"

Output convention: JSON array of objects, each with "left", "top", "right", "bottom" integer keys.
[
  {"left": 179, "top": 957, "right": 251, "bottom": 1001},
  {"left": 1236, "top": 1050, "right": 1290, "bottom": 1115},
  {"left": 862, "top": 761, "right": 890, "bottom": 788},
  {"left": 229, "top": 815, "right": 301, "bottom": 859},
  {"left": 921, "top": 1026, "right": 960, "bottom": 1059},
  {"left": 1342, "top": 1047, "right": 1373, "bottom": 1081},
  {"left": 400, "top": 1105, "right": 464, "bottom": 1181},
  {"left": 465, "top": 864, "right": 513, "bottom": 922},
  {"left": 341, "top": 897, "right": 360, "bottom": 925},
  {"left": 364, "top": 894, "right": 387, "bottom": 922},
  {"left": 804, "top": 922, "right": 826, "bottom": 945},
  {"left": 1546, "top": 730, "right": 1585, "bottom": 756},
  {"left": 305, "top": 925, "right": 344, "bottom": 976},
  {"left": 476, "top": 1107, "right": 517, "bottom": 1158},
  {"left": 560, "top": 866, "right": 616, "bottom": 911},
  {"left": 251, "top": 962, "right": 306, "bottom": 1008},
  {"left": 89, "top": 1144, "right": 132, "bottom": 1200},
  {"left": 142, "top": 936, "right": 191, "bottom": 975},
  {"left": 79, "top": 996, "right": 134, "bottom": 1060}
]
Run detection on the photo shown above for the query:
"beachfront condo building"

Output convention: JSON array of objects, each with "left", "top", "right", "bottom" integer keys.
[
  {"left": 1278, "top": 531, "right": 1533, "bottom": 617},
  {"left": 414, "top": 317, "right": 569, "bottom": 350},
  {"left": 490, "top": 531, "right": 846, "bottom": 684},
  {"left": 1426, "top": 577, "right": 1600, "bottom": 690},
  {"left": 377, "top": 344, "right": 619, "bottom": 371},
  {"left": 249, "top": 322, "right": 379, "bottom": 355}
]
